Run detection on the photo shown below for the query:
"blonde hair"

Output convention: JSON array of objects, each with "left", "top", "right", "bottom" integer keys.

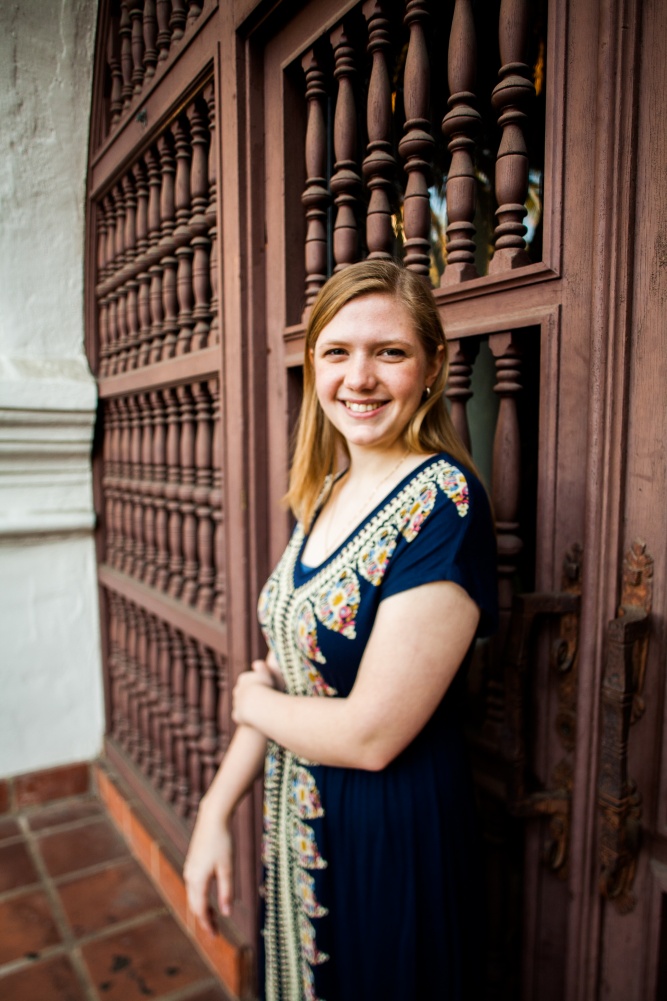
[{"left": 286, "top": 260, "right": 477, "bottom": 528}]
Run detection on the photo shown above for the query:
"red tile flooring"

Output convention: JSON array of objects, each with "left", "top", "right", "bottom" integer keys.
[{"left": 0, "top": 796, "right": 232, "bottom": 1001}]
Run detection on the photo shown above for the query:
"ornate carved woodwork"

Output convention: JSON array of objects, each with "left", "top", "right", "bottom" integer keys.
[
  {"left": 301, "top": 47, "right": 331, "bottom": 313},
  {"left": 598, "top": 541, "right": 653, "bottom": 914},
  {"left": 398, "top": 1, "right": 434, "bottom": 277},
  {"left": 96, "top": 0, "right": 209, "bottom": 147},
  {"left": 489, "top": 0, "right": 535, "bottom": 273},
  {"left": 362, "top": 1, "right": 395, "bottom": 261},
  {"left": 441, "top": 0, "right": 480, "bottom": 284},
  {"left": 444, "top": 337, "right": 479, "bottom": 453},
  {"left": 330, "top": 24, "right": 362, "bottom": 272}
]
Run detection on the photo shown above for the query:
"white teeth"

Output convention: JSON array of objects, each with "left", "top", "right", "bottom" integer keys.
[{"left": 344, "top": 401, "right": 384, "bottom": 413}]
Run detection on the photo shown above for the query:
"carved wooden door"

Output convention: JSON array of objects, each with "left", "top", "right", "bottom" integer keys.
[
  {"left": 86, "top": 1, "right": 666, "bottom": 999},
  {"left": 85, "top": 2, "right": 263, "bottom": 981}
]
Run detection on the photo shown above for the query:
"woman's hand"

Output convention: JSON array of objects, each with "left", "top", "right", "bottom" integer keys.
[
  {"left": 232, "top": 659, "right": 277, "bottom": 726},
  {"left": 184, "top": 800, "right": 234, "bottom": 933}
]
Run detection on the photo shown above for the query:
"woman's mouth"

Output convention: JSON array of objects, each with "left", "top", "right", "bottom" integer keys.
[{"left": 342, "top": 400, "right": 387, "bottom": 414}]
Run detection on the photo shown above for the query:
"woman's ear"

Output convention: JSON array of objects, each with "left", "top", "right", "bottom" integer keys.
[{"left": 427, "top": 344, "right": 445, "bottom": 386}]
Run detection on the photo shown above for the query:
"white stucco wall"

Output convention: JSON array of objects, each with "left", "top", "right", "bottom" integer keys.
[{"left": 0, "top": 0, "right": 104, "bottom": 776}]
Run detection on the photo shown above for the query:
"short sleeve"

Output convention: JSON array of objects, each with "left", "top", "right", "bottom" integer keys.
[{"left": 380, "top": 471, "right": 498, "bottom": 637}]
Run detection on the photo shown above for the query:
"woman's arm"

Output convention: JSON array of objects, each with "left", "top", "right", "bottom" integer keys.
[
  {"left": 184, "top": 720, "right": 267, "bottom": 932},
  {"left": 233, "top": 580, "right": 479, "bottom": 771}
]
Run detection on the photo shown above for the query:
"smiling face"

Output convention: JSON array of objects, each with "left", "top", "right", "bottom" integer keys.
[{"left": 311, "top": 293, "right": 444, "bottom": 457}]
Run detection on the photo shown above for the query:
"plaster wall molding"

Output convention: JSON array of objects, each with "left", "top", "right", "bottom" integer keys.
[{"left": 0, "top": 358, "right": 97, "bottom": 539}]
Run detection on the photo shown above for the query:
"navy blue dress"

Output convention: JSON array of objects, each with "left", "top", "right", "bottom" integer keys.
[{"left": 257, "top": 453, "right": 498, "bottom": 1001}]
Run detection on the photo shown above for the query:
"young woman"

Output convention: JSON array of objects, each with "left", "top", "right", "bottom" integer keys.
[{"left": 184, "top": 260, "right": 498, "bottom": 1001}]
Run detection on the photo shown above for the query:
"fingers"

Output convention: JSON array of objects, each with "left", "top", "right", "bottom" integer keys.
[
  {"left": 184, "top": 868, "right": 216, "bottom": 935},
  {"left": 217, "top": 859, "right": 233, "bottom": 916}
]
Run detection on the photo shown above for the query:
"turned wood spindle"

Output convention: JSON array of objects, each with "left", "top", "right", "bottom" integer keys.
[
  {"left": 199, "top": 647, "right": 219, "bottom": 792},
  {"left": 145, "top": 147, "right": 165, "bottom": 364},
  {"left": 134, "top": 608, "right": 151, "bottom": 769},
  {"left": 188, "top": 2, "right": 203, "bottom": 24},
  {"left": 170, "top": 630, "right": 190, "bottom": 815},
  {"left": 107, "top": 592, "right": 121, "bottom": 739},
  {"left": 139, "top": 393, "right": 155, "bottom": 583},
  {"left": 117, "top": 397, "right": 134, "bottom": 572},
  {"left": 108, "top": 400, "right": 123, "bottom": 568},
  {"left": 173, "top": 116, "right": 195, "bottom": 355},
  {"left": 204, "top": 84, "right": 219, "bottom": 345},
  {"left": 158, "top": 131, "right": 179, "bottom": 361},
  {"left": 188, "top": 98, "right": 211, "bottom": 350},
  {"left": 128, "top": 396, "right": 145, "bottom": 575},
  {"left": 170, "top": 0, "right": 187, "bottom": 41},
  {"left": 133, "top": 159, "right": 153, "bottom": 367},
  {"left": 177, "top": 384, "right": 198, "bottom": 604},
  {"left": 215, "top": 652, "right": 230, "bottom": 763},
  {"left": 145, "top": 616, "right": 162, "bottom": 778},
  {"left": 362, "top": 1, "right": 396, "bottom": 260},
  {"left": 301, "top": 47, "right": 330, "bottom": 315},
  {"left": 156, "top": 620, "right": 175, "bottom": 794},
  {"left": 489, "top": 0, "right": 534, "bottom": 273},
  {"left": 151, "top": 390, "right": 170, "bottom": 591},
  {"left": 130, "top": 2, "right": 145, "bottom": 95},
  {"left": 445, "top": 338, "right": 479, "bottom": 453},
  {"left": 330, "top": 25, "right": 361, "bottom": 272},
  {"left": 102, "top": 194, "right": 118, "bottom": 373},
  {"left": 120, "top": 2, "right": 134, "bottom": 110},
  {"left": 441, "top": 0, "right": 481, "bottom": 284},
  {"left": 210, "top": 380, "right": 226, "bottom": 619},
  {"left": 113, "top": 597, "right": 131, "bottom": 747},
  {"left": 193, "top": 382, "right": 215, "bottom": 614},
  {"left": 125, "top": 602, "right": 141, "bottom": 760},
  {"left": 165, "top": 387, "right": 184, "bottom": 598},
  {"left": 156, "top": 1, "right": 171, "bottom": 61},
  {"left": 107, "top": 11, "right": 123, "bottom": 126},
  {"left": 490, "top": 331, "right": 523, "bottom": 635},
  {"left": 103, "top": 401, "right": 117, "bottom": 565},
  {"left": 398, "top": 0, "right": 435, "bottom": 278},
  {"left": 97, "top": 202, "right": 110, "bottom": 376},
  {"left": 185, "top": 638, "right": 203, "bottom": 814},
  {"left": 142, "top": 0, "right": 158, "bottom": 80},
  {"left": 123, "top": 174, "right": 141, "bottom": 370}
]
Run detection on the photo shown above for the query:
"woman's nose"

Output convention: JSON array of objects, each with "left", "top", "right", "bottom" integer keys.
[{"left": 344, "top": 353, "right": 376, "bottom": 390}]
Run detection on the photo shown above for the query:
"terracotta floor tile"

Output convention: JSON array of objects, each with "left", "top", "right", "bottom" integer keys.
[
  {"left": 0, "top": 839, "right": 40, "bottom": 892},
  {"left": 0, "top": 954, "right": 87, "bottom": 1001},
  {"left": 0, "top": 815, "right": 22, "bottom": 843},
  {"left": 57, "top": 858, "right": 164, "bottom": 938},
  {"left": 27, "top": 797, "right": 103, "bottom": 832},
  {"left": 36, "top": 817, "right": 129, "bottom": 878},
  {"left": 80, "top": 912, "right": 211, "bottom": 1001},
  {"left": 0, "top": 887, "right": 62, "bottom": 965}
]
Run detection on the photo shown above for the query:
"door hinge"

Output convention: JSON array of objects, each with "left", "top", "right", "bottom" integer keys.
[{"left": 598, "top": 540, "right": 653, "bottom": 914}]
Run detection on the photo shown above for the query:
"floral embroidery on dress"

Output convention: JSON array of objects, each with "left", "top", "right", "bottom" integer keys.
[
  {"left": 399, "top": 483, "right": 438, "bottom": 542},
  {"left": 293, "top": 818, "right": 328, "bottom": 869},
  {"left": 291, "top": 765, "right": 325, "bottom": 819},
  {"left": 304, "top": 660, "right": 337, "bottom": 697},
  {"left": 437, "top": 462, "right": 469, "bottom": 517},
  {"left": 314, "top": 567, "right": 360, "bottom": 639},
  {"left": 295, "top": 600, "right": 326, "bottom": 664},
  {"left": 357, "top": 526, "right": 398, "bottom": 586},
  {"left": 296, "top": 869, "right": 328, "bottom": 918}
]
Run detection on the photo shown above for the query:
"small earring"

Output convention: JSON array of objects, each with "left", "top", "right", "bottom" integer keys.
[{"left": 424, "top": 386, "right": 431, "bottom": 398}]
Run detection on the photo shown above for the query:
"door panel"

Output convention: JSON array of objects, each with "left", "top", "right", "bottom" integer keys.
[{"left": 85, "top": 2, "right": 666, "bottom": 998}]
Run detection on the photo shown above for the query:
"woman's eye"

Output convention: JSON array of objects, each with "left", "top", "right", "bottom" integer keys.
[
  {"left": 381, "top": 348, "right": 406, "bottom": 358},
  {"left": 323, "top": 348, "right": 346, "bottom": 357}
]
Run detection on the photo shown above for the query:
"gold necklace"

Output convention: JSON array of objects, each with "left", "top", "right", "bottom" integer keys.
[{"left": 323, "top": 451, "right": 410, "bottom": 557}]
